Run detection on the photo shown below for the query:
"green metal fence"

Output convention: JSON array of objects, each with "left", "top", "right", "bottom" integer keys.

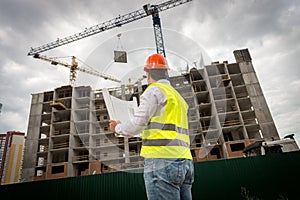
[{"left": 1, "top": 151, "right": 299, "bottom": 200}]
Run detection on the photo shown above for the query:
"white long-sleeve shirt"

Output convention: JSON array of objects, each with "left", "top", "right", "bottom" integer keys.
[{"left": 115, "top": 79, "right": 170, "bottom": 137}]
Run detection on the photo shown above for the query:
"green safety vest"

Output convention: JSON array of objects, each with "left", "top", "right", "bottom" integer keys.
[{"left": 140, "top": 82, "right": 193, "bottom": 160}]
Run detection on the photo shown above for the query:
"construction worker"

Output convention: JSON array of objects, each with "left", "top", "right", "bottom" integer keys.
[{"left": 109, "top": 53, "right": 194, "bottom": 200}]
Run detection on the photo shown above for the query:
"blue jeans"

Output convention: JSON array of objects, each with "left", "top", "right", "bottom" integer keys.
[{"left": 143, "top": 158, "right": 194, "bottom": 200}]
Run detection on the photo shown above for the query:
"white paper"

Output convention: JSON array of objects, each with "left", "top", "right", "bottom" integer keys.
[{"left": 102, "top": 88, "right": 141, "bottom": 137}]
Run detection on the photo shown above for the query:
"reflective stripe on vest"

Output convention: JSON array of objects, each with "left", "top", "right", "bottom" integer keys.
[
  {"left": 143, "top": 139, "right": 190, "bottom": 147},
  {"left": 145, "top": 122, "right": 189, "bottom": 135},
  {"left": 140, "top": 83, "right": 192, "bottom": 160}
]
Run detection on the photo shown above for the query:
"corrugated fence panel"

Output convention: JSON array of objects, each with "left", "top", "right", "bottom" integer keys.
[
  {"left": 192, "top": 151, "right": 300, "bottom": 199},
  {"left": 1, "top": 151, "right": 300, "bottom": 200}
]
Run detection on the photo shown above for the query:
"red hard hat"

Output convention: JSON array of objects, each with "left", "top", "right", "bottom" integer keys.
[{"left": 144, "top": 54, "right": 170, "bottom": 71}]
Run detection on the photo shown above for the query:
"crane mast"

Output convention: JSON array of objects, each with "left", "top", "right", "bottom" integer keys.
[
  {"left": 143, "top": 4, "right": 166, "bottom": 57},
  {"left": 27, "top": 0, "right": 192, "bottom": 57}
]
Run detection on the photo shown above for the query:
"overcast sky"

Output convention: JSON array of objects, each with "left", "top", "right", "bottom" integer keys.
[{"left": 0, "top": 0, "right": 299, "bottom": 145}]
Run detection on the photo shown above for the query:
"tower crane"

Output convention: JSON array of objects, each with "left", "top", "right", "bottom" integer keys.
[
  {"left": 27, "top": 0, "right": 193, "bottom": 57},
  {"left": 33, "top": 53, "right": 121, "bottom": 86}
]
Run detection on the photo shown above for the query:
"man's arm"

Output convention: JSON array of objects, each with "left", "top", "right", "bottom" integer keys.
[{"left": 109, "top": 86, "right": 165, "bottom": 137}]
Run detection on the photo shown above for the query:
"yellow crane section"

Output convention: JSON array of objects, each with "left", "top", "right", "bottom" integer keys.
[{"left": 33, "top": 53, "right": 121, "bottom": 86}]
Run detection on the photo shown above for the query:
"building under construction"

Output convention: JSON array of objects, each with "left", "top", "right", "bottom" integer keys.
[{"left": 21, "top": 49, "right": 281, "bottom": 182}]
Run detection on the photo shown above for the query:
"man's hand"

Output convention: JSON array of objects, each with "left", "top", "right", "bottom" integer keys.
[{"left": 109, "top": 120, "right": 120, "bottom": 133}]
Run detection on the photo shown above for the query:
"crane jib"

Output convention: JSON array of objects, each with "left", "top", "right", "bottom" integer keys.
[{"left": 27, "top": 0, "right": 192, "bottom": 56}]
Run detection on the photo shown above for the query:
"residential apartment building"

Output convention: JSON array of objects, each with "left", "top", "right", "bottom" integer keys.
[{"left": 0, "top": 131, "right": 25, "bottom": 185}]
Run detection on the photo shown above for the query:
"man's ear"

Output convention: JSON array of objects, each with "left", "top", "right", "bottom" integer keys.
[{"left": 146, "top": 72, "right": 151, "bottom": 82}]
